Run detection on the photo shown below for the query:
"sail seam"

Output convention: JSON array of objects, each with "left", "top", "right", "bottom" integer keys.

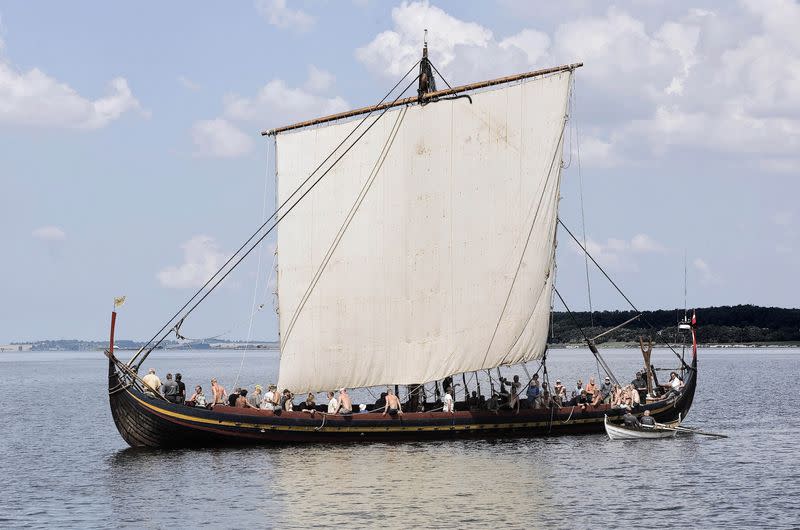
[
  {"left": 281, "top": 106, "right": 409, "bottom": 350},
  {"left": 478, "top": 108, "right": 569, "bottom": 369}
]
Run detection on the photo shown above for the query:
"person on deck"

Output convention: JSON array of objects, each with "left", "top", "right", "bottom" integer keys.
[
  {"left": 236, "top": 389, "right": 255, "bottom": 408},
  {"left": 280, "top": 389, "right": 294, "bottom": 411},
  {"left": 610, "top": 385, "right": 621, "bottom": 407},
  {"left": 576, "top": 389, "right": 589, "bottom": 411},
  {"left": 300, "top": 393, "right": 317, "bottom": 414},
  {"left": 383, "top": 389, "right": 403, "bottom": 417},
  {"left": 487, "top": 393, "right": 499, "bottom": 413},
  {"left": 553, "top": 379, "right": 565, "bottom": 406},
  {"left": 189, "top": 385, "right": 207, "bottom": 408},
  {"left": 591, "top": 387, "right": 605, "bottom": 407},
  {"left": 666, "top": 372, "right": 684, "bottom": 392},
  {"left": 467, "top": 391, "right": 479, "bottom": 410},
  {"left": 373, "top": 392, "right": 387, "bottom": 410},
  {"left": 228, "top": 388, "right": 241, "bottom": 407},
  {"left": 541, "top": 390, "right": 555, "bottom": 409},
  {"left": 327, "top": 391, "right": 338, "bottom": 413},
  {"left": 585, "top": 377, "right": 598, "bottom": 402},
  {"left": 248, "top": 385, "right": 263, "bottom": 408},
  {"left": 504, "top": 375, "right": 522, "bottom": 413},
  {"left": 162, "top": 373, "right": 180, "bottom": 404},
  {"left": 142, "top": 368, "right": 161, "bottom": 398},
  {"left": 175, "top": 373, "right": 186, "bottom": 404},
  {"left": 572, "top": 379, "right": 584, "bottom": 403},
  {"left": 211, "top": 378, "right": 227, "bottom": 406},
  {"left": 600, "top": 377, "right": 614, "bottom": 404},
  {"left": 442, "top": 386, "right": 455, "bottom": 413},
  {"left": 623, "top": 409, "right": 641, "bottom": 429},
  {"left": 261, "top": 384, "right": 278, "bottom": 410},
  {"left": 527, "top": 379, "right": 542, "bottom": 408},
  {"left": 640, "top": 409, "right": 656, "bottom": 427},
  {"left": 337, "top": 388, "right": 353, "bottom": 414}
]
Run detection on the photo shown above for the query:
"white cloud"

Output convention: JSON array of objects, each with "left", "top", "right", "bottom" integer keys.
[
  {"left": 356, "top": 3, "right": 800, "bottom": 169},
  {"left": 356, "top": 1, "right": 494, "bottom": 79},
  {"left": 303, "top": 65, "right": 334, "bottom": 94},
  {"left": 577, "top": 135, "right": 623, "bottom": 168},
  {"left": 178, "top": 75, "right": 200, "bottom": 91},
  {"left": 0, "top": 33, "right": 144, "bottom": 129},
  {"left": 693, "top": 257, "right": 718, "bottom": 284},
  {"left": 0, "top": 61, "right": 145, "bottom": 129},
  {"left": 191, "top": 119, "right": 254, "bottom": 158},
  {"left": 630, "top": 233, "right": 667, "bottom": 253},
  {"left": 574, "top": 233, "right": 668, "bottom": 271},
  {"left": 223, "top": 79, "right": 347, "bottom": 126},
  {"left": 499, "top": 29, "right": 550, "bottom": 65},
  {"left": 255, "top": 0, "right": 315, "bottom": 32},
  {"left": 157, "top": 235, "right": 227, "bottom": 289},
  {"left": 191, "top": 67, "right": 347, "bottom": 158},
  {"left": 32, "top": 225, "right": 66, "bottom": 241}
]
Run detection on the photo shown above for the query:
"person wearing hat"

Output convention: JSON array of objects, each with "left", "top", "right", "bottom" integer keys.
[
  {"left": 248, "top": 384, "right": 263, "bottom": 408},
  {"left": 553, "top": 379, "right": 565, "bottom": 406},
  {"left": 599, "top": 376, "right": 614, "bottom": 404}
]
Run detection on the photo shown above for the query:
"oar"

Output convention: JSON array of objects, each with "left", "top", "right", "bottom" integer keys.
[{"left": 671, "top": 425, "right": 729, "bottom": 438}]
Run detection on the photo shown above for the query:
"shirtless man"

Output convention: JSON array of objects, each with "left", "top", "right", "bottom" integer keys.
[
  {"left": 235, "top": 388, "right": 255, "bottom": 408},
  {"left": 210, "top": 378, "right": 227, "bottom": 406},
  {"left": 337, "top": 388, "right": 353, "bottom": 414},
  {"left": 382, "top": 389, "right": 403, "bottom": 417}
]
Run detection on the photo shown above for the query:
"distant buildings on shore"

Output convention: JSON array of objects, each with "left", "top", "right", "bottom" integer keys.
[{"left": 0, "top": 340, "right": 278, "bottom": 352}]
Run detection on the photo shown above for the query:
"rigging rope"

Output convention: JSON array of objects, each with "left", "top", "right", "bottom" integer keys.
[
  {"left": 572, "top": 75, "right": 594, "bottom": 327},
  {"left": 482, "top": 93, "right": 570, "bottom": 367},
  {"left": 557, "top": 218, "right": 690, "bottom": 369},
  {"left": 131, "top": 72, "right": 422, "bottom": 370},
  {"left": 233, "top": 140, "right": 275, "bottom": 390},
  {"left": 128, "top": 61, "right": 422, "bottom": 369},
  {"left": 282, "top": 106, "right": 408, "bottom": 347},
  {"left": 552, "top": 285, "right": 619, "bottom": 386}
]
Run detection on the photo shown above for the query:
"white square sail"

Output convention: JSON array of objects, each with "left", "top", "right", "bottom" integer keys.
[{"left": 274, "top": 70, "right": 571, "bottom": 393}]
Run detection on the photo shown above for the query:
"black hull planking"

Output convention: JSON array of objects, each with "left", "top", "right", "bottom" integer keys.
[{"left": 108, "top": 357, "right": 697, "bottom": 448}]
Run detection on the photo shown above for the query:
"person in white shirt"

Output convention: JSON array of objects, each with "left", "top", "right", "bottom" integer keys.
[
  {"left": 442, "top": 386, "right": 455, "bottom": 413},
  {"left": 668, "top": 372, "right": 684, "bottom": 391},
  {"left": 327, "top": 391, "right": 338, "bottom": 413},
  {"left": 261, "top": 384, "right": 277, "bottom": 410}
]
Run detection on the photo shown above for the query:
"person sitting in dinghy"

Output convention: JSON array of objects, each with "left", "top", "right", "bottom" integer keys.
[
  {"left": 623, "top": 409, "right": 641, "bottom": 429},
  {"left": 640, "top": 410, "right": 656, "bottom": 428}
]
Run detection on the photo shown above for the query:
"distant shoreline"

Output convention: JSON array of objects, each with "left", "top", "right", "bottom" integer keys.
[{"left": 3, "top": 341, "right": 799, "bottom": 354}]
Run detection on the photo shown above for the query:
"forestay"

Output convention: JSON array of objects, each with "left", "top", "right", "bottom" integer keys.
[{"left": 274, "top": 70, "right": 572, "bottom": 393}]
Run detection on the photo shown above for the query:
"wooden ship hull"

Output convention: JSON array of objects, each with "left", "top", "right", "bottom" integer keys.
[{"left": 108, "top": 355, "right": 697, "bottom": 448}]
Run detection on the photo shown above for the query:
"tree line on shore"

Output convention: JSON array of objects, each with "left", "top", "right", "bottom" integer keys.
[{"left": 550, "top": 304, "right": 800, "bottom": 345}]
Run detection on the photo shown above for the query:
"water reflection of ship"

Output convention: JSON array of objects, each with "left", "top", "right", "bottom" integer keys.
[
  {"left": 105, "top": 37, "right": 698, "bottom": 447},
  {"left": 263, "top": 440, "right": 553, "bottom": 527}
]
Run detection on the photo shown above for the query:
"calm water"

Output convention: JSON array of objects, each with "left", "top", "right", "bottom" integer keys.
[{"left": 1, "top": 347, "right": 797, "bottom": 529}]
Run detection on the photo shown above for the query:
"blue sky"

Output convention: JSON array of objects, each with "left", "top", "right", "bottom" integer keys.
[{"left": 1, "top": 0, "right": 798, "bottom": 342}]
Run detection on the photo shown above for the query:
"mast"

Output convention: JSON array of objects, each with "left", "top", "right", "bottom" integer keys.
[{"left": 417, "top": 29, "right": 436, "bottom": 97}]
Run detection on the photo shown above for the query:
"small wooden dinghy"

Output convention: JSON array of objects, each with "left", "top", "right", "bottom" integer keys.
[{"left": 604, "top": 414, "right": 678, "bottom": 441}]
